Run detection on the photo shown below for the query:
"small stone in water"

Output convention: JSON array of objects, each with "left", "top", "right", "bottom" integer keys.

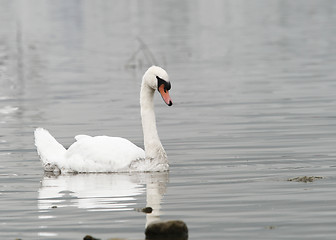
[{"left": 83, "top": 235, "right": 100, "bottom": 240}]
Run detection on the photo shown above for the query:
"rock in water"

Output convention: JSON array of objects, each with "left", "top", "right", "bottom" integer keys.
[
  {"left": 83, "top": 235, "right": 100, "bottom": 240},
  {"left": 145, "top": 220, "right": 188, "bottom": 239}
]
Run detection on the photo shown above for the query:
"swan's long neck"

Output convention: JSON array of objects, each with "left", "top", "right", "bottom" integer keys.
[{"left": 140, "top": 80, "right": 167, "bottom": 162}]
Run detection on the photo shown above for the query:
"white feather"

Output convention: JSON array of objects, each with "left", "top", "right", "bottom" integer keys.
[{"left": 34, "top": 128, "right": 66, "bottom": 165}]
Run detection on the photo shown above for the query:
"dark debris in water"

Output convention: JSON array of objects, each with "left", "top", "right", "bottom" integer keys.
[
  {"left": 135, "top": 206, "right": 153, "bottom": 214},
  {"left": 83, "top": 235, "right": 127, "bottom": 240},
  {"left": 288, "top": 176, "right": 323, "bottom": 183}
]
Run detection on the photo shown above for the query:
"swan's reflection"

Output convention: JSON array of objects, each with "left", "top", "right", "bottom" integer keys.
[{"left": 38, "top": 172, "right": 168, "bottom": 226}]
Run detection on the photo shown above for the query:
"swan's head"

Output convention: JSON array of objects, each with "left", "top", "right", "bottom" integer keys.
[{"left": 143, "top": 66, "right": 173, "bottom": 106}]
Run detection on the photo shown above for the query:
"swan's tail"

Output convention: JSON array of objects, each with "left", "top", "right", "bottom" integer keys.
[{"left": 34, "top": 128, "right": 66, "bottom": 168}]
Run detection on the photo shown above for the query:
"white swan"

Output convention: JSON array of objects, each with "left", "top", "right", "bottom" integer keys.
[{"left": 34, "top": 66, "right": 173, "bottom": 173}]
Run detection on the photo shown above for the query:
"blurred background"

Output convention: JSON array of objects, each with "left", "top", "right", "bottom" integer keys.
[{"left": 1, "top": 1, "right": 336, "bottom": 239}]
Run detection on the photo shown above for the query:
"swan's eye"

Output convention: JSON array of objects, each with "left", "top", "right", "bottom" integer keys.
[{"left": 156, "top": 76, "right": 171, "bottom": 92}]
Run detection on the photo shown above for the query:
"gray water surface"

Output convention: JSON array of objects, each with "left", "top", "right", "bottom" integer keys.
[{"left": 1, "top": 1, "right": 336, "bottom": 239}]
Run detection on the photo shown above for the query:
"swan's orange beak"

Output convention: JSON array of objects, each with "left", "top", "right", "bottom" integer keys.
[{"left": 158, "top": 84, "right": 173, "bottom": 106}]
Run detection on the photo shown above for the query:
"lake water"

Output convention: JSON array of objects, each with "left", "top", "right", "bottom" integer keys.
[{"left": 1, "top": 0, "right": 336, "bottom": 239}]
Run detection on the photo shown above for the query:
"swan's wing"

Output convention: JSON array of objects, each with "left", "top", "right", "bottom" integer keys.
[
  {"left": 65, "top": 136, "right": 145, "bottom": 172},
  {"left": 74, "top": 134, "right": 92, "bottom": 141}
]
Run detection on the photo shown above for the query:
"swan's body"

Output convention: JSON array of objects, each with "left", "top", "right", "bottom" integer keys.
[{"left": 34, "top": 66, "right": 172, "bottom": 173}]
